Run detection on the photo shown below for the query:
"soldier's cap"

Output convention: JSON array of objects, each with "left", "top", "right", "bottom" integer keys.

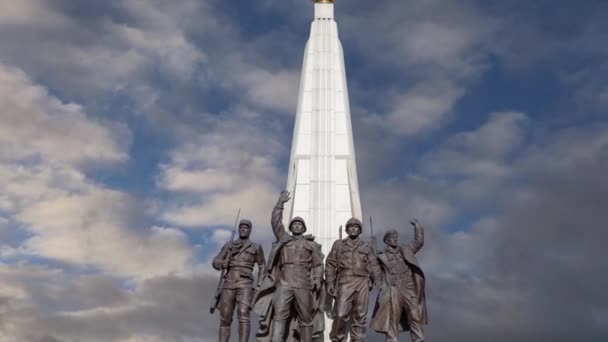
[
  {"left": 239, "top": 219, "right": 253, "bottom": 228},
  {"left": 289, "top": 216, "right": 307, "bottom": 232},
  {"left": 383, "top": 229, "right": 398, "bottom": 243},
  {"left": 345, "top": 217, "right": 363, "bottom": 230}
]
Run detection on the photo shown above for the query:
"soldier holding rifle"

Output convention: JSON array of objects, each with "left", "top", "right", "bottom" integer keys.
[
  {"left": 325, "top": 217, "right": 382, "bottom": 342},
  {"left": 212, "top": 216, "right": 267, "bottom": 342}
]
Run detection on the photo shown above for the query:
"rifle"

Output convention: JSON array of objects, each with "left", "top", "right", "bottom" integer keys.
[
  {"left": 210, "top": 208, "right": 241, "bottom": 314},
  {"left": 370, "top": 216, "right": 378, "bottom": 254},
  {"left": 324, "top": 225, "right": 343, "bottom": 319}
]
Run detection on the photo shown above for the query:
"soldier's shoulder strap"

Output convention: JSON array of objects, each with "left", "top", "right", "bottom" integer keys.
[
  {"left": 234, "top": 240, "right": 252, "bottom": 258},
  {"left": 304, "top": 234, "right": 316, "bottom": 241},
  {"left": 376, "top": 252, "right": 389, "bottom": 265}
]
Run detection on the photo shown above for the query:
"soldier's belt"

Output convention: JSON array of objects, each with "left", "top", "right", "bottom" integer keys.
[
  {"left": 227, "top": 266, "right": 253, "bottom": 277},
  {"left": 280, "top": 263, "right": 310, "bottom": 267},
  {"left": 338, "top": 270, "right": 369, "bottom": 277}
]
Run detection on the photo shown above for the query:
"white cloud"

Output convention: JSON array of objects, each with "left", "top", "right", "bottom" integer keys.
[
  {"left": 0, "top": 0, "right": 65, "bottom": 27},
  {"left": 0, "top": 264, "right": 221, "bottom": 341},
  {"left": 341, "top": 0, "right": 498, "bottom": 138},
  {"left": 0, "top": 1, "right": 206, "bottom": 97},
  {"left": 17, "top": 190, "right": 194, "bottom": 278},
  {"left": 156, "top": 116, "right": 284, "bottom": 231},
  {"left": 0, "top": 64, "right": 130, "bottom": 166},
  {"left": 419, "top": 111, "right": 529, "bottom": 178},
  {"left": 237, "top": 68, "right": 300, "bottom": 113},
  {"left": 365, "top": 80, "right": 465, "bottom": 136},
  {"left": 0, "top": 64, "right": 194, "bottom": 279}
]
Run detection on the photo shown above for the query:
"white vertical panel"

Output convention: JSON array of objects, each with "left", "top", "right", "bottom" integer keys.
[
  {"left": 335, "top": 111, "right": 346, "bottom": 133},
  {"left": 335, "top": 134, "right": 348, "bottom": 156},
  {"left": 299, "top": 113, "right": 311, "bottom": 134},
  {"left": 293, "top": 184, "right": 310, "bottom": 213},
  {"left": 296, "top": 134, "right": 311, "bottom": 155},
  {"left": 297, "top": 159, "right": 310, "bottom": 184}
]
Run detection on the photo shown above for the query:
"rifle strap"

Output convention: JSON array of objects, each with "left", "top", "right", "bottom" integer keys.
[{"left": 336, "top": 239, "right": 343, "bottom": 276}]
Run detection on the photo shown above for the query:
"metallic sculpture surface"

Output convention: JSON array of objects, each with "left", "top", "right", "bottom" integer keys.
[
  {"left": 252, "top": 191, "right": 325, "bottom": 342},
  {"left": 325, "top": 218, "right": 382, "bottom": 342},
  {"left": 371, "top": 219, "right": 428, "bottom": 342},
  {"left": 212, "top": 219, "right": 267, "bottom": 342}
]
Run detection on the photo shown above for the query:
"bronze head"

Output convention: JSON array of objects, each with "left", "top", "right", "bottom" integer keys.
[
  {"left": 289, "top": 216, "right": 307, "bottom": 236},
  {"left": 238, "top": 219, "right": 252, "bottom": 239},
  {"left": 383, "top": 229, "right": 398, "bottom": 248},
  {"left": 345, "top": 217, "right": 362, "bottom": 239}
]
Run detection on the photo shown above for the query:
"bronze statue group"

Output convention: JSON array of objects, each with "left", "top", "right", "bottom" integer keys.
[{"left": 211, "top": 191, "right": 427, "bottom": 342}]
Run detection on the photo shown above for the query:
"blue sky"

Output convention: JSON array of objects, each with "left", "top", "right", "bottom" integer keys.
[{"left": 0, "top": 0, "right": 607, "bottom": 341}]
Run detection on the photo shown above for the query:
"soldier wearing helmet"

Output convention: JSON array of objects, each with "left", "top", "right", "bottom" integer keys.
[
  {"left": 252, "top": 191, "right": 324, "bottom": 342},
  {"left": 325, "top": 217, "right": 382, "bottom": 342},
  {"left": 212, "top": 219, "right": 267, "bottom": 342}
]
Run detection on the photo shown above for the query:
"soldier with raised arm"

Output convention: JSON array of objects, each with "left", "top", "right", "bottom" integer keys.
[
  {"left": 325, "top": 217, "right": 382, "bottom": 342},
  {"left": 212, "top": 219, "right": 267, "bottom": 342},
  {"left": 252, "top": 191, "right": 324, "bottom": 342},
  {"left": 371, "top": 219, "right": 428, "bottom": 342}
]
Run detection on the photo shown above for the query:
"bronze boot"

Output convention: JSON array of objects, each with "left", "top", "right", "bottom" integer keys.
[
  {"left": 299, "top": 325, "right": 313, "bottom": 342},
  {"left": 219, "top": 326, "right": 231, "bottom": 342},
  {"left": 239, "top": 322, "right": 250, "bottom": 342},
  {"left": 271, "top": 320, "right": 287, "bottom": 342}
]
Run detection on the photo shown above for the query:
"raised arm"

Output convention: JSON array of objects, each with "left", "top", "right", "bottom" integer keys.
[
  {"left": 405, "top": 218, "right": 424, "bottom": 253},
  {"left": 255, "top": 244, "right": 267, "bottom": 286},
  {"left": 271, "top": 191, "right": 291, "bottom": 241}
]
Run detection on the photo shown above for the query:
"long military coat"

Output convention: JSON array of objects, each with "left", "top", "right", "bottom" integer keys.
[
  {"left": 251, "top": 203, "right": 325, "bottom": 342},
  {"left": 370, "top": 226, "right": 428, "bottom": 334}
]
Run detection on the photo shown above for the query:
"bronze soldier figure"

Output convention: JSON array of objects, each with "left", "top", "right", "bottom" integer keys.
[
  {"left": 371, "top": 219, "right": 428, "bottom": 342},
  {"left": 252, "top": 191, "right": 324, "bottom": 342},
  {"left": 212, "top": 219, "right": 267, "bottom": 342},
  {"left": 325, "top": 217, "right": 382, "bottom": 342}
]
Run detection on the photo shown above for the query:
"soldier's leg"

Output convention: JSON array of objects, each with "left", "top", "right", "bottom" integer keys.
[
  {"left": 349, "top": 278, "right": 369, "bottom": 342},
  {"left": 219, "top": 288, "right": 237, "bottom": 342},
  {"left": 386, "top": 287, "right": 405, "bottom": 342},
  {"left": 293, "top": 287, "right": 315, "bottom": 342},
  {"left": 271, "top": 285, "right": 295, "bottom": 342},
  {"left": 236, "top": 287, "right": 253, "bottom": 342},
  {"left": 330, "top": 282, "right": 355, "bottom": 342},
  {"left": 402, "top": 289, "right": 424, "bottom": 342}
]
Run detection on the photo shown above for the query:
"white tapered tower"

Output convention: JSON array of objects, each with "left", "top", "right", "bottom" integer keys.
[{"left": 283, "top": 0, "right": 362, "bottom": 338}]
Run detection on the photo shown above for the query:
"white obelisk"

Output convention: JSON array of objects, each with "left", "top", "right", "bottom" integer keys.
[{"left": 283, "top": 0, "right": 362, "bottom": 339}]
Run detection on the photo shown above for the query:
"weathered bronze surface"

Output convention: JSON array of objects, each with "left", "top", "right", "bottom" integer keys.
[
  {"left": 212, "top": 219, "right": 267, "bottom": 342},
  {"left": 325, "top": 217, "right": 382, "bottom": 342},
  {"left": 371, "top": 219, "right": 428, "bottom": 342},
  {"left": 252, "top": 191, "right": 325, "bottom": 342}
]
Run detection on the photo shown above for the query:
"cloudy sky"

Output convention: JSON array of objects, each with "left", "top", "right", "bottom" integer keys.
[{"left": 0, "top": 0, "right": 607, "bottom": 341}]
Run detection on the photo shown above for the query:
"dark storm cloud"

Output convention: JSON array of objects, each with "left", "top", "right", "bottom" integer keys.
[{"left": 0, "top": 265, "right": 223, "bottom": 341}]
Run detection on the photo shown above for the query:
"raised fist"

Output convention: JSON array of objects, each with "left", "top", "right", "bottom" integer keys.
[
  {"left": 409, "top": 218, "right": 420, "bottom": 228},
  {"left": 222, "top": 260, "right": 230, "bottom": 269}
]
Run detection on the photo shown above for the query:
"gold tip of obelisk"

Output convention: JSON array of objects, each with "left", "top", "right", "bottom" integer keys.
[{"left": 313, "top": 0, "right": 335, "bottom": 3}]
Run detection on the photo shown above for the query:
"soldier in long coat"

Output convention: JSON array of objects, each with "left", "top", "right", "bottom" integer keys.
[
  {"left": 252, "top": 191, "right": 324, "bottom": 342},
  {"left": 212, "top": 219, "right": 267, "bottom": 342},
  {"left": 325, "top": 217, "right": 382, "bottom": 342},
  {"left": 371, "top": 219, "right": 428, "bottom": 342}
]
